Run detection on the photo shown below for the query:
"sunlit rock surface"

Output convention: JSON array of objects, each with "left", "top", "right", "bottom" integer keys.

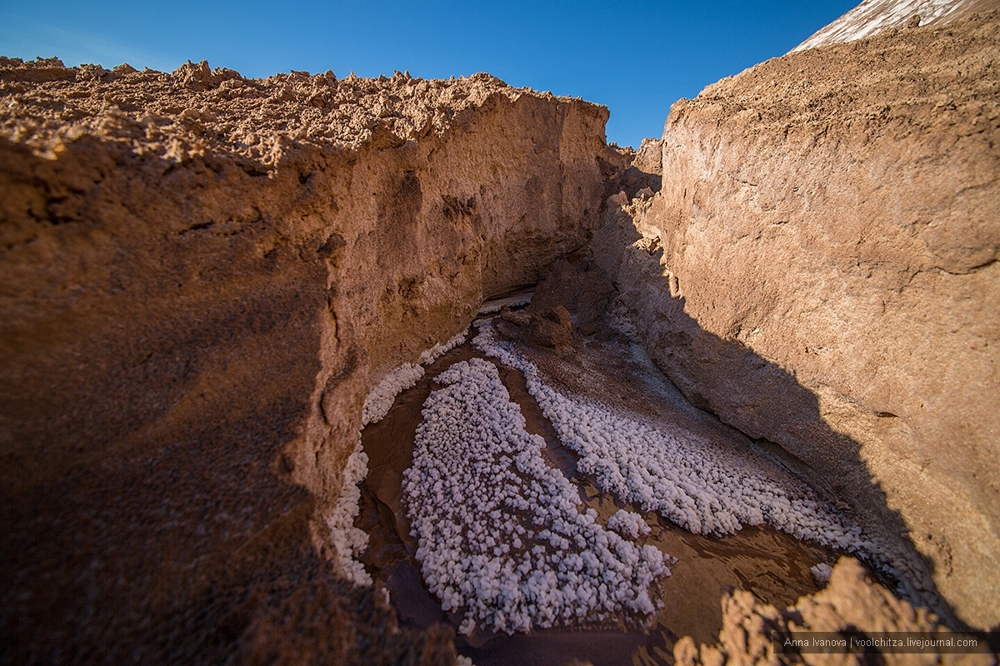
[
  {"left": 598, "top": 10, "right": 1000, "bottom": 627},
  {"left": 674, "top": 558, "right": 994, "bottom": 666},
  {"left": 791, "top": 0, "right": 1000, "bottom": 51}
]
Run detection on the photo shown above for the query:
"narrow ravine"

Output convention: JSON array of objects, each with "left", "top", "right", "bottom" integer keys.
[{"left": 355, "top": 316, "right": 849, "bottom": 665}]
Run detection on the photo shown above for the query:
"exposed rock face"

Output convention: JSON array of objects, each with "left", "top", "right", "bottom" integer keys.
[
  {"left": 608, "top": 137, "right": 663, "bottom": 199},
  {"left": 600, "top": 12, "right": 1000, "bottom": 628},
  {"left": 674, "top": 557, "right": 994, "bottom": 666},
  {"left": 0, "top": 59, "right": 612, "bottom": 662}
]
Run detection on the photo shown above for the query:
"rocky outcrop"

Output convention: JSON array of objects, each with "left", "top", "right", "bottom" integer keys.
[
  {"left": 674, "top": 557, "right": 994, "bottom": 666},
  {"left": 599, "top": 11, "right": 1000, "bottom": 628},
  {"left": 0, "top": 59, "right": 613, "bottom": 662}
]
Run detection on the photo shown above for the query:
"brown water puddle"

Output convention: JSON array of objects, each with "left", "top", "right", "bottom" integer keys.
[
  {"left": 357, "top": 338, "right": 837, "bottom": 666},
  {"left": 356, "top": 344, "right": 480, "bottom": 629}
]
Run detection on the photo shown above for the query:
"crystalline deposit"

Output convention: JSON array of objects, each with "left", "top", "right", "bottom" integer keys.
[
  {"left": 362, "top": 364, "right": 425, "bottom": 427},
  {"left": 607, "top": 509, "right": 652, "bottom": 539},
  {"left": 327, "top": 438, "right": 373, "bottom": 586},
  {"left": 810, "top": 562, "right": 834, "bottom": 585},
  {"left": 473, "top": 322, "right": 874, "bottom": 555},
  {"left": 403, "top": 358, "right": 670, "bottom": 635},
  {"left": 362, "top": 332, "right": 468, "bottom": 426},
  {"left": 791, "top": 0, "right": 966, "bottom": 52},
  {"left": 418, "top": 331, "right": 468, "bottom": 365},
  {"left": 335, "top": 331, "right": 470, "bottom": 586}
]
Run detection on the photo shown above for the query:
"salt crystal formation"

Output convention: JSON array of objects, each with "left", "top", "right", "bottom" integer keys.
[
  {"left": 791, "top": 0, "right": 968, "bottom": 52},
  {"left": 810, "top": 562, "right": 834, "bottom": 585},
  {"left": 361, "top": 332, "right": 467, "bottom": 426},
  {"left": 334, "top": 332, "right": 469, "bottom": 585},
  {"left": 362, "top": 364, "right": 425, "bottom": 427},
  {"left": 607, "top": 509, "right": 652, "bottom": 539},
  {"left": 327, "top": 438, "right": 372, "bottom": 586},
  {"left": 473, "top": 322, "right": 873, "bottom": 554},
  {"left": 418, "top": 331, "right": 468, "bottom": 365},
  {"left": 403, "top": 358, "right": 671, "bottom": 635}
]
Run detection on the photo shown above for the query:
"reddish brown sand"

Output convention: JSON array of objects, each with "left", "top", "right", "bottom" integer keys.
[{"left": 357, "top": 335, "right": 838, "bottom": 665}]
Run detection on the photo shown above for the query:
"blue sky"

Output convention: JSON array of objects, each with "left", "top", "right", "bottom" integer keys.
[{"left": 1, "top": 1, "right": 857, "bottom": 147}]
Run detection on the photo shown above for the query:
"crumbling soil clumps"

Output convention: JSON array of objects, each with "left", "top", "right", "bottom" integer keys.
[
  {"left": 2, "top": 5, "right": 998, "bottom": 663},
  {"left": 674, "top": 558, "right": 994, "bottom": 666},
  {"left": 1, "top": 56, "right": 554, "bottom": 165}
]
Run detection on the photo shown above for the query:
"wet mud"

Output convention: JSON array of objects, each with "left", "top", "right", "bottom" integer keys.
[{"left": 356, "top": 336, "right": 838, "bottom": 665}]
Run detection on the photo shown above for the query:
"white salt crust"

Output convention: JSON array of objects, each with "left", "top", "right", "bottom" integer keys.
[
  {"left": 477, "top": 293, "right": 533, "bottom": 315},
  {"left": 419, "top": 331, "right": 469, "bottom": 365},
  {"left": 362, "top": 363, "right": 424, "bottom": 427},
  {"left": 362, "top": 332, "right": 468, "bottom": 426},
  {"left": 327, "top": 438, "right": 373, "bottom": 586},
  {"left": 472, "top": 322, "right": 875, "bottom": 555},
  {"left": 811, "top": 562, "right": 834, "bottom": 585},
  {"left": 792, "top": 0, "right": 961, "bottom": 52},
  {"left": 608, "top": 509, "right": 652, "bottom": 539},
  {"left": 332, "top": 331, "right": 468, "bottom": 587},
  {"left": 403, "top": 358, "right": 671, "bottom": 636}
]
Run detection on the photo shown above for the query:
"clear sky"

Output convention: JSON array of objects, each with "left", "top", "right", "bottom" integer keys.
[{"left": 1, "top": 1, "right": 858, "bottom": 148}]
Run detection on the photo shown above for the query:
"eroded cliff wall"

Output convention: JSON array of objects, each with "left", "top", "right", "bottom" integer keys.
[
  {"left": 0, "top": 60, "right": 612, "bottom": 662},
  {"left": 600, "top": 12, "right": 1000, "bottom": 628}
]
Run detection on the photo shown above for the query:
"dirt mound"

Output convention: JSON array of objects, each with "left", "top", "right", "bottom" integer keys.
[{"left": 675, "top": 557, "right": 994, "bottom": 666}]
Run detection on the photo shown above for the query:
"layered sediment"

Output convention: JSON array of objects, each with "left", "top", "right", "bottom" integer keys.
[
  {"left": 596, "top": 11, "right": 1000, "bottom": 628},
  {"left": 0, "top": 59, "right": 612, "bottom": 662}
]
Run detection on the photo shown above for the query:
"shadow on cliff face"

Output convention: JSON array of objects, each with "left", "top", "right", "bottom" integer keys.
[
  {"left": 0, "top": 136, "right": 459, "bottom": 665},
  {"left": 0, "top": 60, "right": 612, "bottom": 660},
  {"left": 537, "top": 202, "right": 961, "bottom": 628}
]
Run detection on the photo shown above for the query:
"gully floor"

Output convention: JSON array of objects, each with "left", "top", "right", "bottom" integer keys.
[{"left": 355, "top": 329, "right": 839, "bottom": 666}]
